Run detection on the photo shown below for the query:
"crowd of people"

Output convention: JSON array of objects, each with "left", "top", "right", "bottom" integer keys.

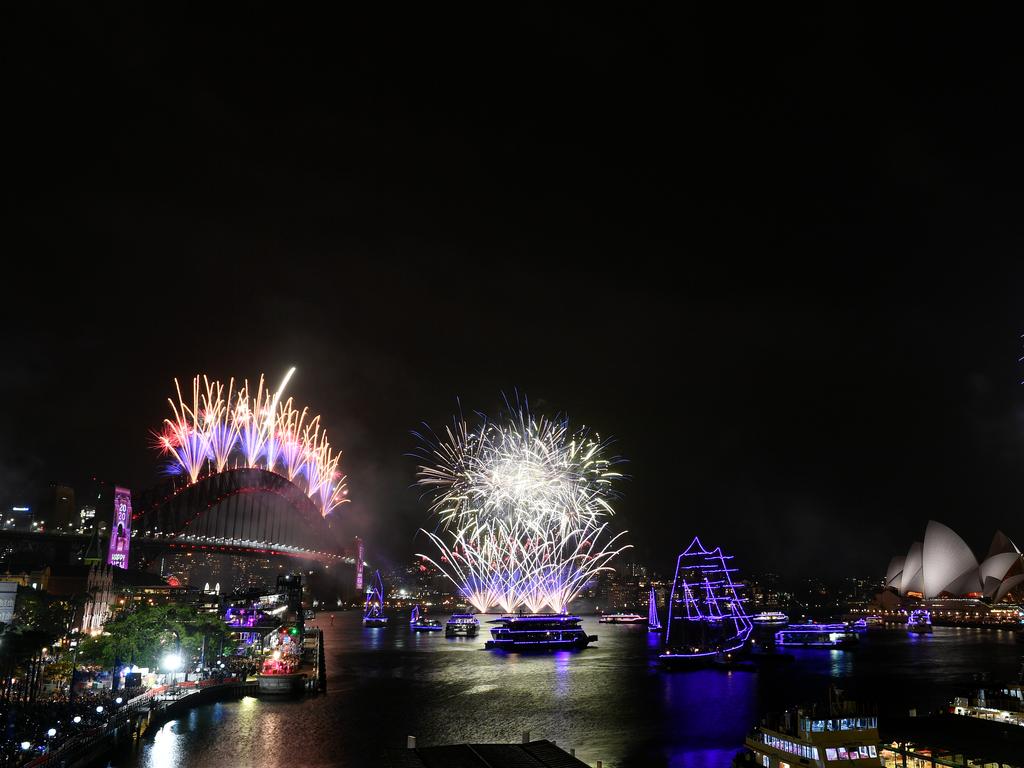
[{"left": 0, "top": 686, "right": 146, "bottom": 766}]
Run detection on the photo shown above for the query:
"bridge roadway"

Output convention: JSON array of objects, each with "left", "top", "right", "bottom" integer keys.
[{"left": 0, "top": 528, "right": 355, "bottom": 565}]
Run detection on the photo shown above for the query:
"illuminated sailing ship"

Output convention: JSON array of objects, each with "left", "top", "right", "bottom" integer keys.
[
  {"left": 363, "top": 570, "right": 390, "bottom": 627},
  {"left": 661, "top": 536, "right": 753, "bottom": 664}
]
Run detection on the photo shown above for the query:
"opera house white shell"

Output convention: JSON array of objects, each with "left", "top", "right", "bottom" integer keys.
[{"left": 885, "top": 521, "right": 1024, "bottom": 602}]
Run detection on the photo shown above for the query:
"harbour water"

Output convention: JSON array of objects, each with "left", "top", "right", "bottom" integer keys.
[{"left": 104, "top": 613, "right": 1023, "bottom": 768}]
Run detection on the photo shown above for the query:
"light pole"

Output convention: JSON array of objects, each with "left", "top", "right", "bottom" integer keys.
[{"left": 161, "top": 652, "right": 182, "bottom": 697}]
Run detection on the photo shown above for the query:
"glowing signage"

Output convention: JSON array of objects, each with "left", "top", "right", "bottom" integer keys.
[
  {"left": 106, "top": 486, "right": 132, "bottom": 569},
  {"left": 355, "top": 537, "right": 365, "bottom": 591}
]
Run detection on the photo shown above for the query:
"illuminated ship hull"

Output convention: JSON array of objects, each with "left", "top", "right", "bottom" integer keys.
[
  {"left": 774, "top": 625, "right": 858, "bottom": 648},
  {"left": 599, "top": 613, "right": 647, "bottom": 624},
  {"left": 445, "top": 614, "right": 480, "bottom": 637},
  {"left": 906, "top": 609, "right": 932, "bottom": 634},
  {"left": 660, "top": 537, "right": 754, "bottom": 666},
  {"left": 750, "top": 611, "right": 789, "bottom": 625},
  {"left": 411, "top": 621, "right": 442, "bottom": 631},
  {"left": 484, "top": 614, "right": 597, "bottom": 651},
  {"left": 364, "top": 616, "right": 389, "bottom": 627}
]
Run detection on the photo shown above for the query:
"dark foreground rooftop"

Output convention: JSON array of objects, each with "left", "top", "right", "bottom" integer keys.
[
  {"left": 881, "top": 714, "right": 1024, "bottom": 766},
  {"left": 385, "top": 739, "right": 588, "bottom": 768}
]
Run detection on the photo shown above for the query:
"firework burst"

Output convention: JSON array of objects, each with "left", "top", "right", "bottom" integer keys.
[
  {"left": 414, "top": 397, "right": 629, "bottom": 613},
  {"left": 153, "top": 368, "right": 348, "bottom": 516}
]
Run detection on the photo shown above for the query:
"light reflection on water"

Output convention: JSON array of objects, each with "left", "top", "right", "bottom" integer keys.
[{"left": 104, "top": 617, "right": 1021, "bottom": 768}]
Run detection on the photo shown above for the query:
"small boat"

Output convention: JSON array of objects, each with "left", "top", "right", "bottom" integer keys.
[
  {"left": 485, "top": 613, "right": 597, "bottom": 651},
  {"left": 751, "top": 611, "right": 789, "bottom": 625},
  {"left": 647, "top": 587, "right": 662, "bottom": 632},
  {"left": 445, "top": 614, "right": 480, "bottom": 637},
  {"left": 906, "top": 609, "right": 932, "bottom": 634},
  {"left": 363, "top": 571, "right": 390, "bottom": 628},
  {"left": 599, "top": 613, "right": 647, "bottom": 624},
  {"left": 774, "top": 624, "right": 858, "bottom": 649},
  {"left": 410, "top": 605, "right": 442, "bottom": 632},
  {"left": 847, "top": 618, "right": 868, "bottom": 632},
  {"left": 864, "top": 615, "right": 884, "bottom": 627}
]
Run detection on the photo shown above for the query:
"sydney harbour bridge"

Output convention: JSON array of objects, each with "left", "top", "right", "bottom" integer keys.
[{"left": 0, "top": 372, "right": 366, "bottom": 589}]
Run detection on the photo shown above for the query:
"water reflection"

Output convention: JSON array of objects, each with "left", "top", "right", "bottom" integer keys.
[{"left": 106, "top": 615, "right": 1022, "bottom": 768}]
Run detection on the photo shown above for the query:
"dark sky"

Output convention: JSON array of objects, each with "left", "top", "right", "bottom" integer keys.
[{"left": 4, "top": 7, "right": 1024, "bottom": 579}]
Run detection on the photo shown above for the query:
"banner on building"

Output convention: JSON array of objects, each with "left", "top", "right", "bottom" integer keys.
[
  {"left": 107, "top": 486, "right": 132, "bottom": 569},
  {"left": 355, "top": 537, "right": 365, "bottom": 591}
]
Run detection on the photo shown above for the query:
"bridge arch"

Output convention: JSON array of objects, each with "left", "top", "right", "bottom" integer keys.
[{"left": 133, "top": 468, "right": 347, "bottom": 562}]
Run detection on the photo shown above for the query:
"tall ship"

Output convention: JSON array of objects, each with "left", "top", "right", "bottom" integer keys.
[
  {"left": 735, "top": 706, "right": 882, "bottom": 766},
  {"left": 363, "top": 570, "right": 390, "bottom": 627},
  {"left": 484, "top": 613, "right": 597, "bottom": 651},
  {"left": 660, "top": 536, "right": 754, "bottom": 664}
]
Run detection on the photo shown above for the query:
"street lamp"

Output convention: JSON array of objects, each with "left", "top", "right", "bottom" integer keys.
[
  {"left": 20, "top": 741, "right": 31, "bottom": 751},
  {"left": 72, "top": 716, "right": 81, "bottom": 724},
  {"left": 162, "top": 652, "right": 182, "bottom": 695}
]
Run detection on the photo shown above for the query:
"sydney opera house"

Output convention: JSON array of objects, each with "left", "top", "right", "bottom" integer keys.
[{"left": 872, "top": 521, "right": 1024, "bottom": 625}]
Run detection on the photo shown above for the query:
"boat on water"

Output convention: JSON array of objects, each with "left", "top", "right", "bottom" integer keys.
[
  {"left": 751, "top": 611, "right": 789, "bottom": 625},
  {"left": 444, "top": 614, "right": 480, "bottom": 637},
  {"left": 774, "top": 624, "right": 858, "bottom": 648},
  {"left": 734, "top": 707, "right": 882, "bottom": 766},
  {"left": 906, "top": 608, "right": 933, "bottom": 634},
  {"left": 409, "top": 605, "right": 442, "bottom": 632},
  {"left": 484, "top": 613, "right": 597, "bottom": 651},
  {"left": 660, "top": 536, "right": 754, "bottom": 665},
  {"left": 599, "top": 613, "right": 647, "bottom": 624},
  {"left": 847, "top": 618, "right": 868, "bottom": 632},
  {"left": 363, "top": 570, "right": 390, "bottom": 628},
  {"left": 864, "top": 615, "right": 884, "bottom": 627},
  {"left": 647, "top": 586, "right": 662, "bottom": 632}
]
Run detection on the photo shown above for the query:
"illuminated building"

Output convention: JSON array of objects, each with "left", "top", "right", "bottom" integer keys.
[{"left": 884, "top": 521, "right": 1023, "bottom": 601}]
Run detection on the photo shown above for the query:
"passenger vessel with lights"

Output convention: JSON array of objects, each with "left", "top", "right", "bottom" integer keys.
[
  {"left": 906, "top": 608, "right": 932, "bottom": 634},
  {"left": 445, "top": 614, "right": 480, "bottom": 637},
  {"left": 773, "top": 623, "right": 858, "bottom": 648},
  {"left": 735, "top": 708, "right": 882, "bottom": 767},
  {"left": 598, "top": 613, "right": 647, "bottom": 624},
  {"left": 484, "top": 613, "right": 597, "bottom": 651}
]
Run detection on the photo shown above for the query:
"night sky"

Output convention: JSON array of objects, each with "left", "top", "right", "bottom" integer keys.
[{"left": 5, "top": 8, "right": 1024, "bottom": 580}]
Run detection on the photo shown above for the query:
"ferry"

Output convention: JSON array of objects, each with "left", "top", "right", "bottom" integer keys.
[
  {"left": 598, "top": 613, "right": 647, "bottom": 624},
  {"left": 484, "top": 613, "right": 597, "bottom": 651},
  {"left": 735, "top": 709, "right": 882, "bottom": 766},
  {"left": 444, "top": 614, "right": 480, "bottom": 637},
  {"left": 774, "top": 624, "right": 858, "bottom": 648},
  {"left": 751, "top": 611, "right": 789, "bottom": 625},
  {"left": 409, "top": 605, "right": 442, "bottom": 632},
  {"left": 906, "top": 608, "right": 932, "bottom": 634}
]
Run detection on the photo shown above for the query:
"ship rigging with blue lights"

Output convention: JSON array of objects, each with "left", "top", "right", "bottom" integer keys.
[
  {"left": 363, "top": 570, "right": 390, "bottom": 628},
  {"left": 660, "top": 536, "right": 754, "bottom": 665},
  {"left": 484, "top": 613, "right": 597, "bottom": 651}
]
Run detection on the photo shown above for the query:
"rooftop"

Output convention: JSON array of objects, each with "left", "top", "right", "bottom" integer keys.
[{"left": 385, "top": 740, "right": 589, "bottom": 768}]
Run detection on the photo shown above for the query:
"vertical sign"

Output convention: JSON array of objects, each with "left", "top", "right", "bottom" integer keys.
[
  {"left": 354, "top": 536, "right": 365, "bottom": 591},
  {"left": 107, "top": 486, "right": 132, "bottom": 569}
]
